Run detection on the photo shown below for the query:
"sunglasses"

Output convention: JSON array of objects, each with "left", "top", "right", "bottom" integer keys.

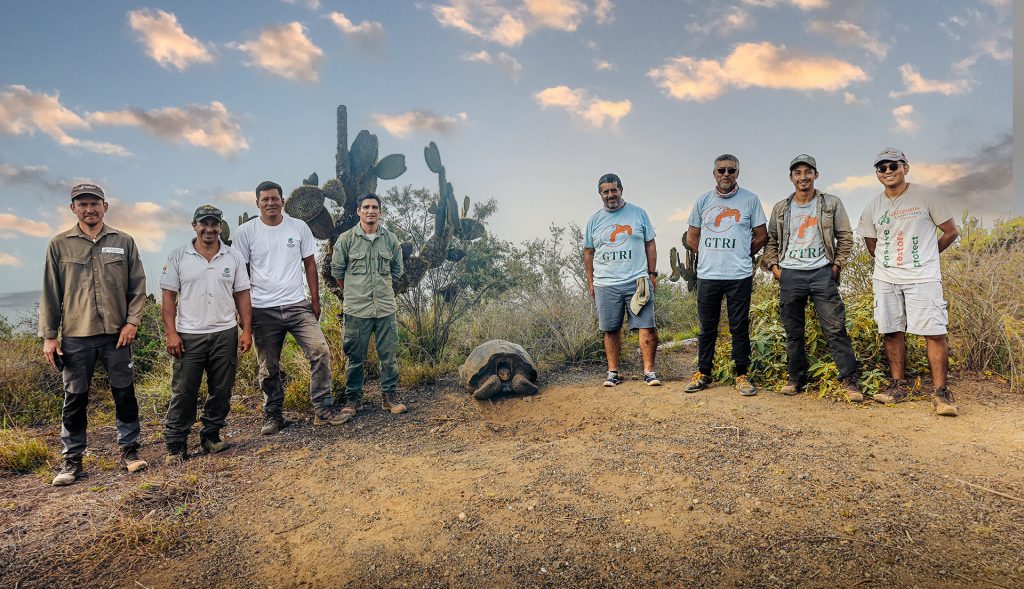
[
  {"left": 716, "top": 167, "right": 738, "bottom": 175},
  {"left": 875, "top": 162, "right": 904, "bottom": 173}
]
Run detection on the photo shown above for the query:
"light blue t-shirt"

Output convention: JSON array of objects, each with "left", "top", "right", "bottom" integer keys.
[
  {"left": 687, "top": 187, "right": 767, "bottom": 280},
  {"left": 780, "top": 198, "right": 829, "bottom": 270},
  {"left": 584, "top": 202, "right": 656, "bottom": 286}
]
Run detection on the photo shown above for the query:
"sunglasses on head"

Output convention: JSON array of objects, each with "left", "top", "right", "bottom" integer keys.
[
  {"left": 716, "top": 167, "right": 738, "bottom": 175},
  {"left": 875, "top": 162, "right": 904, "bottom": 173}
]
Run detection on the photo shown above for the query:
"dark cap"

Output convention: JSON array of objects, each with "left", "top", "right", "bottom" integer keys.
[
  {"left": 70, "top": 183, "right": 105, "bottom": 201},
  {"left": 192, "top": 204, "right": 224, "bottom": 223},
  {"left": 874, "top": 147, "right": 908, "bottom": 166},
  {"left": 789, "top": 154, "right": 817, "bottom": 171}
]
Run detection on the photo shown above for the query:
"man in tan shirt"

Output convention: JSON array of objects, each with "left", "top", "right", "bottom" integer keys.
[{"left": 40, "top": 183, "right": 149, "bottom": 486}]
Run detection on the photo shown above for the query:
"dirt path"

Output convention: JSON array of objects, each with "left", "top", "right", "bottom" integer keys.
[{"left": 4, "top": 351, "right": 1024, "bottom": 588}]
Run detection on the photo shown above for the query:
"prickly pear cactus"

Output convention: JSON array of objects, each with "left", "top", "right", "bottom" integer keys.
[{"left": 667, "top": 245, "right": 699, "bottom": 292}]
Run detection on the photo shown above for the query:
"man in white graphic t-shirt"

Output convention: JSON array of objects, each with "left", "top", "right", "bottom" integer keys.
[
  {"left": 857, "top": 148, "right": 960, "bottom": 416},
  {"left": 233, "top": 181, "right": 346, "bottom": 433}
]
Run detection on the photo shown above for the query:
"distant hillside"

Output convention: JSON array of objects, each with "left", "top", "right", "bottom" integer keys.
[{"left": 0, "top": 290, "right": 40, "bottom": 330}]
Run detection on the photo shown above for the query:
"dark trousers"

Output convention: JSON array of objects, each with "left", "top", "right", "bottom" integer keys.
[
  {"left": 164, "top": 328, "right": 238, "bottom": 449},
  {"left": 59, "top": 334, "right": 140, "bottom": 457},
  {"left": 696, "top": 276, "right": 753, "bottom": 376},
  {"left": 779, "top": 265, "right": 859, "bottom": 383},
  {"left": 252, "top": 302, "right": 332, "bottom": 413},
  {"left": 343, "top": 313, "right": 399, "bottom": 402}
]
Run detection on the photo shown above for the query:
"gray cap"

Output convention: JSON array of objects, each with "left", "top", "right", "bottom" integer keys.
[
  {"left": 789, "top": 154, "right": 817, "bottom": 171},
  {"left": 70, "top": 183, "right": 105, "bottom": 201},
  {"left": 874, "top": 147, "right": 908, "bottom": 166}
]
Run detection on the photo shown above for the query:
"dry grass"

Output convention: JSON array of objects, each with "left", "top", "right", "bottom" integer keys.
[
  {"left": 0, "top": 428, "right": 53, "bottom": 473},
  {"left": 0, "top": 336, "right": 63, "bottom": 426}
]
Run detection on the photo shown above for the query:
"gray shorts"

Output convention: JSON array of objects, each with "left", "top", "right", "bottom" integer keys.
[
  {"left": 873, "top": 279, "right": 948, "bottom": 336},
  {"left": 595, "top": 279, "right": 656, "bottom": 332}
]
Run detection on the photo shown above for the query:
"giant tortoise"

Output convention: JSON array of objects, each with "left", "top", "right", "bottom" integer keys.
[{"left": 459, "top": 340, "right": 539, "bottom": 400}]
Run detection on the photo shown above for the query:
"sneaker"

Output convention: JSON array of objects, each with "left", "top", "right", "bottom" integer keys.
[
  {"left": 261, "top": 410, "right": 285, "bottom": 435},
  {"left": 313, "top": 404, "right": 349, "bottom": 426},
  {"left": 780, "top": 380, "right": 803, "bottom": 396},
  {"left": 841, "top": 376, "right": 864, "bottom": 403},
  {"left": 340, "top": 399, "right": 361, "bottom": 418},
  {"left": 603, "top": 371, "right": 621, "bottom": 387},
  {"left": 932, "top": 386, "right": 958, "bottom": 417},
  {"left": 874, "top": 379, "right": 912, "bottom": 404},
  {"left": 683, "top": 372, "right": 711, "bottom": 393},
  {"left": 381, "top": 391, "right": 407, "bottom": 415},
  {"left": 200, "top": 432, "right": 232, "bottom": 454},
  {"left": 644, "top": 372, "right": 662, "bottom": 386},
  {"left": 51, "top": 455, "right": 83, "bottom": 487},
  {"left": 735, "top": 375, "right": 757, "bottom": 396},
  {"left": 164, "top": 445, "right": 188, "bottom": 465},
  {"left": 121, "top": 446, "right": 149, "bottom": 474}
]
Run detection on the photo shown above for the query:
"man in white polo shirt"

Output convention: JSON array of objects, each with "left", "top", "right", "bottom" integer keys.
[
  {"left": 160, "top": 205, "right": 252, "bottom": 462},
  {"left": 857, "top": 148, "right": 960, "bottom": 416},
  {"left": 232, "top": 181, "right": 346, "bottom": 433}
]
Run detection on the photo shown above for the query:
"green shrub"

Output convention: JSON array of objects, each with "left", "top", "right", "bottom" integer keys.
[
  {"left": 0, "top": 335, "right": 63, "bottom": 426},
  {"left": 0, "top": 427, "right": 53, "bottom": 473}
]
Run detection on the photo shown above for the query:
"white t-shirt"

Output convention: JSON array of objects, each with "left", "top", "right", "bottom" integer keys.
[
  {"left": 160, "top": 242, "right": 250, "bottom": 334},
  {"left": 232, "top": 215, "right": 318, "bottom": 308},
  {"left": 857, "top": 185, "right": 954, "bottom": 284},
  {"left": 780, "top": 198, "right": 829, "bottom": 270}
]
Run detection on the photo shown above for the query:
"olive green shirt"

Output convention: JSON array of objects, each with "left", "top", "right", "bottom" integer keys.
[
  {"left": 331, "top": 224, "right": 403, "bottom": 319},
  {"left": 39, "top": 224, "right": 147, "bottom": 339}
]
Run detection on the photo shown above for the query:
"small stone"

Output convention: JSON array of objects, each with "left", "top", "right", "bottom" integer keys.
[{"left": 458, "top": 512, "right": 467, "bottom": 521}]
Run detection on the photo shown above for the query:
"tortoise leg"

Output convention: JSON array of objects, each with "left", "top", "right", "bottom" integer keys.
[
  {"left": 473, "top": 375, "right": 502, "bottom": 400},
  {"left": 511, "top": 373, "right": 538, "bottom": 396}
]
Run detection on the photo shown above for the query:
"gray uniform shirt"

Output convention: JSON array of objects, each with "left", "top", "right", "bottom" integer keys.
[{"left": 160, "top": 241, "right": 250, "bottom": 334}]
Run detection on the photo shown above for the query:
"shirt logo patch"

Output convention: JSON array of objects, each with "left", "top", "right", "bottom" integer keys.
[
  {"left": 287, "top": 237, "right": 296, "bottom": 248},
  {"left": 702, "top": 206, "right": 741, "bottom": 233},
  {"left": 222, "top": 267, "right": 231, "bottom": 277},
  {"left": 795, "top": 215, "right": 818, "bottom": 238},
  {"left": 599, "top": 224, "right": 633, "bottom": 248},
  {"left": 101, "top": 247, "right": 125, "bottom": 255}
]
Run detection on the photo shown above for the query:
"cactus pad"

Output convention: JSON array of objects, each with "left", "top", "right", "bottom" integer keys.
[
  {"left": 424, "top": 142, "right": 443, "bottom": 174},
  {"left": 374, "top": 154, "right": 406, "bottom": 180},
  {"left": 303, "top": 172, "right": 319, "bottom": 186},
  {"left": 285, "top": 186, "right": 326, "bottom": 221},
  {"left": 307, "top": 208, "right": 335, "bottom": 240},
  {"left": 457, "top": 218, "right": 486, "bottom": 241},
  {"left": 350, "top": 130, "right": 378, "bottom": 175},
  {"left": 323, "top": 179, "right": 345, "bottom": 206}
]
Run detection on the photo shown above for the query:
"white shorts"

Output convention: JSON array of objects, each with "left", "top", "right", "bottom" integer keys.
[{"left": 872, "top": 279, "right": 948, "bottom": 336}]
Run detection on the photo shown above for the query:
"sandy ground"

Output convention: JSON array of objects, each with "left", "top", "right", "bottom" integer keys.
[{"left": 3, "top": 349, "right": 1024, "bottom": 588}]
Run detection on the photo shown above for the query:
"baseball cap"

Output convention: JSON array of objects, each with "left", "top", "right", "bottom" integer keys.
[
  {"left": 70, "top": 183, "right": 105, "bottom": 201},
  {"left": 789, "top": 154, "right": 817, "bottom": 171},
  {"left": 192, "top": 204, "right": 224, "bottom": 223},
  {"left": 874, "top": 147, "right": 908, "bottom": 166}
]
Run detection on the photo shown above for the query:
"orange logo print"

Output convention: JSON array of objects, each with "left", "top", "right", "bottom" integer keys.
[
  {"left": 796, "top": 216, "right": 818, "bottom": 238},
  {"left": 609, "top": 224, "right": 633, "bottom": 243},
  {"left": 714, "top": 208, "right": 741, "bottom": 227}
]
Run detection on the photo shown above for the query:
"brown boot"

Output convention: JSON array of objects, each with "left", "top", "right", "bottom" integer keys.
[
  {"left": 932, "top": 386, "right": 958, "bottom": 417},
  {"left": 381, "top": 390, "right": 407, "bottom": 414}
]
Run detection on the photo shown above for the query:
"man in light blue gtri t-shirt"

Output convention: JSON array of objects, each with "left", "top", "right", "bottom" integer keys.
[
  {"left": 684, "top": 154, "right": 767, "bottom": 396},
  {"left": 584, "top": 173, "right": 661, "bottom": 387}
]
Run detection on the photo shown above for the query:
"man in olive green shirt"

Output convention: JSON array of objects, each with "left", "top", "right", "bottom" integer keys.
[
  {"left": 331, "top": 193, "right": 406, "bottom": 419},
  {"left": 40, "top": 183, "right": 149, "bottom": 486}
]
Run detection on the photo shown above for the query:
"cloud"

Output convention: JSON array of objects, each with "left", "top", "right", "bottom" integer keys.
[
  {"left": 460, "top": 50, "right": 523, "bottom": 79},
  {"left": 593, "top": 59, "right": 616, "bottom": 71},
  {"left": 524, "top": 0, "right": 586, "bottom": 31},
  {"left": 327, "top": 12, "right": 385, "bottom": 50},
  {"left": 371, "top": 110, "right": 470, "bottom": 138},
  {"left": 0, "top": 212, "right": 54, "bottom": 238},
  {"left": 0, "top": 253, "right": 20, "bottom": 267},
  {"left": 88, "top": 101, "right": 248, "bottom": 158},
  {"left": 828, "top": 162, "right": 967, "bottom": 193},
  {"left": 534, "top": 85, "right": 631, "bottom": 128},
  {"left": 667, "top": 206, "right": 693, "bottom": 224},
  {"left": 214, "top": 190, "right": 256, "bottom": 204},
  {"left": 282, "top": 0, "right": 322, "bottom": 9},
  {"left": 234, "top": 22, "right": 323, "bottom": 83},
  {"left": 0, "top": 85, "right": 130, "bottom": 156},
  {"left": 593, "top": 0, "right": 613, "bottom": 23},
  {"left": 891, "top": 104, "right": 916, "bottom": 133},
  {"left": 648, "top": 42, "right": 866, "bottom": 102},
  {"left": 127, "top": 9, "right": 213, "bottom": 71},
  {"left": 843, "top": 91, "right": 866, "bottom": 105},
  {"left": 807, "top": 20, "right": 887, "bottom": 59},
  {"left": 0, "top": 163, "right": 70, "bottom": 195},
  {"left": 686, "top": 7, "right": 752, "bottom": 35},
  {"left": 104, "top": 200, "right": 185, "bottom": 252},
  {"left": 741, "top": 0, "right": 826, "bottom": 10},
  {"left": 890, "top": 64, "right": 970, "bottom": 97},
  {"left": 431, "top": 0, "right": 604, "bottom": 46}
]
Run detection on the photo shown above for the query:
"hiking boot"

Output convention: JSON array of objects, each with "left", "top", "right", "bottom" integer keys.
[
  {"left": 200, "top": 432, "right": 232, "bottom": 454},
  {"left": 121, "top": 446, "right": 148, "bottom": 474},
  {"left": 644, "top": 372, "right": 662, "bottom": 386},
  {"left": 261, "top": 410, "right": 285, "bottom": 435},
  {"left": 684, "top": 372, "right": 711, "bottom": 393},
  {"left": 381, "top": 391, "right": 407, "bottom": 415},
  {"left": 874, "top": 379, "right": 912, "bottom": 404},
  {"left": 340, "top": 398, "right": 361, "bottom": 419},
  {"left": 841, "top": 376, "right": 864, "bottom": 403},
  {"left": 603, "top": 371, "right": 621, "bottom": 387},
  {"left": 735, "top": 375, "right": 757, "bottom": 396},
  {"left": 164, "top": 445, "right": 188, "bottom": 465},
  {"left": 313, "top": 404, "right": 349, "bottom": 426},
  {"left": 52, "top": 455, "right": 83, "bottom": 487},
  {"left": 932, "top": 386, "right": 958, "bottom": 417},
  {"left": 780, "top": 380, "right": 804, "bottom": 396}
]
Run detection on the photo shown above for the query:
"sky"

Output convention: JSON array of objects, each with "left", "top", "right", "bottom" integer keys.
[{"left": 0, "top": 0, "right": 1015, "bottom": 295}]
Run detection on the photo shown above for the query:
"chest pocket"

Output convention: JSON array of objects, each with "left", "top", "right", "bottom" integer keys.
[
  {"left": 61, "top": 258, "right": 91, "bottom": 291},
  {"left": 377, "top": 249, "right": 393, "bottom": 275},
  {"left": 348, "top": 250, "right": 368, "bottom": 275}
]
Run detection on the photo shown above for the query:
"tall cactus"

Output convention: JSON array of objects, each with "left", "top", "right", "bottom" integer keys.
[{"left": 667, "top": 244, "right": 698, "bottom": 292}]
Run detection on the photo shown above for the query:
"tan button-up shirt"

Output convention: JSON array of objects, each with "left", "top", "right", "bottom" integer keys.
[{"left": 39, "top": 224, "right": 147, "bottom": 339}]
